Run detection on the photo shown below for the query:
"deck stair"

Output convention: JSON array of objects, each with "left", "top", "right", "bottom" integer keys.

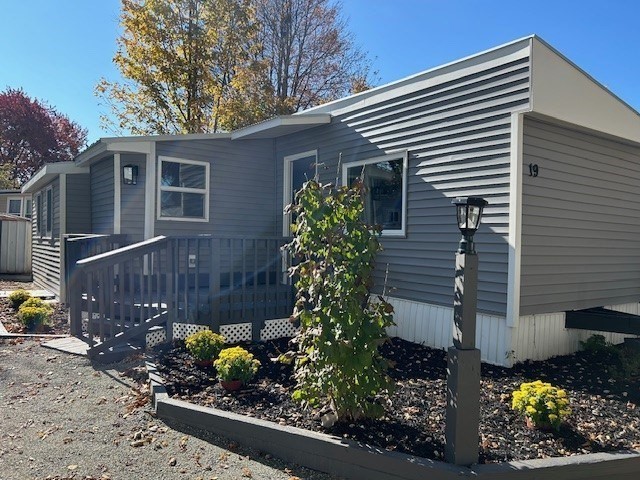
[{"left": 565, "top": 307, "right": 640, "bottom": 335}]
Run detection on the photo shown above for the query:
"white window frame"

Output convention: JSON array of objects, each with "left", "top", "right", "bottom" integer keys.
[
  {"left": 157, "top": 156, "right": 210, "bottom": 222},
  {"left": 24, "top": 198, "right": 32, "bottom": 218},
  {"left": 7, "top": 196, "right": 22, "bottom": 216},
  {"left": 45, "top": 186, "right": 53, "bottom": 238},
  {"left": 342, "top": 151, "right": 409, "bottom": 237},
  {"left": 282, "top": 150, "right": 318, "bottom": 236}
]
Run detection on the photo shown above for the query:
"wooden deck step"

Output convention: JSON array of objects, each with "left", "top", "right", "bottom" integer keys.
[{"left": 41, "top": 336, "right": 90, "bottom": 356}]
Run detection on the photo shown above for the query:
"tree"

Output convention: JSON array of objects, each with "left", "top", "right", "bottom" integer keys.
[
  {"left": 255, "top": 0, "right": 373, "bottom": 113},
  {"left": 97, "top": 0, "right": 259, "bottom": 135},
  {"left": 0, "top": 88, "right": 87, "bottom": 185},
  {"left": 98, "top": 0, "right": 373, "bottom": 134}
]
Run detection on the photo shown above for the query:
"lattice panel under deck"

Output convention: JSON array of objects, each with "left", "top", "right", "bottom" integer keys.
[
  {"left": 146, "top": 328, "right": 167, "bottom": 348},
  {"left": 220, "top": 323, "right": 252, "bottom": 343},
  {"left": 172, "top": 322, "right": 210, "bottom": 340},
  {"left": 260, "top": 318, "right": 299, "bottom": 341}
]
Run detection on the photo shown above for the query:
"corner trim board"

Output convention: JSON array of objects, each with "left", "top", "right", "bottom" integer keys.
[{"left": 114, "top": 153, "right": 121, "bottom": 234}]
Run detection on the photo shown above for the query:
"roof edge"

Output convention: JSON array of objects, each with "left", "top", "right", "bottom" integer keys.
[{"left": 22, "top": 162, "right": 90, "bottom": 193}]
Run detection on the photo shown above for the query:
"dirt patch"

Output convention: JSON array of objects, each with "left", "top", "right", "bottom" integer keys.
[
  {"left": 152, "top": 337, "right": 640, "bottom": 464},
  {"left": 0, "top": 298, "right": 69, "bottom": 335}
]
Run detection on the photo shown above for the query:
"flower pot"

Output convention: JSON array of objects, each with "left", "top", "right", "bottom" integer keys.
[
  {"left": 220, "top": 379, "right": 243, "bottom": 392},
  {"left": 525, "top": 416, "right": 553, "bottom": 431}
]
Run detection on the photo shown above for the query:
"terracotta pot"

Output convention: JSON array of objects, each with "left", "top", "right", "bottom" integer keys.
[
  {"left": 525, "top": 416, "right": 553, "bottom": 431},
  {"left": 220, "top": 379, "right": 243, "bottom": 392}
]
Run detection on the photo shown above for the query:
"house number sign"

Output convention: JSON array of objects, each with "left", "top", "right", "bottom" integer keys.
[{"left": 528, "top": 163, "right": 539, "bottom": 177}]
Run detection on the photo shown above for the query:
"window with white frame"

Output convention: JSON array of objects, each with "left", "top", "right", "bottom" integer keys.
[
  {"left": 282, "top": 150, "right": 317, "bottom": 236},
  {"left": 24, "top": 198, "right": 32, "bottom": 218},
  {"left": 343, "top": 152, "right": 408, "bottom": 236},
  {"left": 7, "top": 197, "right": 22, "bottom": 216},
  {"left": 46, "top": 187, "right": 53, "bottom": 237},
  {"left": 36, "top": 194, "right": 43, "bottom": 235},
  {"left": 157, "top": 156, "right": 209, "bottom": 221}
]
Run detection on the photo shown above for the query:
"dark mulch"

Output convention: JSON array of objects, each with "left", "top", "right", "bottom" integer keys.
[
  {"left": 152, "top": 337, "right": 640, "bottom": 464},
  {"left": 0, "top": 298, "right": 69, "bottom": 335}
]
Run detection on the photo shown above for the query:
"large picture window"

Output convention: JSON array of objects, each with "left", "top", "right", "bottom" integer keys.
[
  {"left": 157, "top": 156, "right": 209, "bottom": 221},
  {"left": 343, "top": 152, "right": 408, "bottom": 236}
]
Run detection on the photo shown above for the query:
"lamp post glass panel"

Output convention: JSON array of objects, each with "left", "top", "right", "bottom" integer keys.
[{"left": 445, "top": 196, "right": 487, "bottom": 466}]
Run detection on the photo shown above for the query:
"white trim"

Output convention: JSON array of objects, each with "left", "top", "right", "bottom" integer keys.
[
  {"left": 341, "top": 151, "right": 409, "bottom": 237},
  {"left": 506, "top": 113, "right": 524, "bottom": 327},
  {"left": 6, "top": 196, "right": 23, "bottom": 216},
  {"left": 21, "top": 162, "right": 89, "bottom": 193},
  {"left": 282, "top": 150, "right": 318, "bottom": 236},
  {"left": 144, "top": 144, "right": 156, "bottom": 239},
  {"left": 156, "top": 155, "right": 210, "bottom": 223},
  {"left": 113, "top": 153, "right": 121, "bottom": 234},
  {"left": 231, "top": 114, "right": 331, "bottom": 140},
  {"left": 59, "top": 174, "right": 67, "bottom": 302}
]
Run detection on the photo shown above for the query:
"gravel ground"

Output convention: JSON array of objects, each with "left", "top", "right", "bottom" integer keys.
[{"left": 0, "top": 338, "right": 338, "bottom": 480}]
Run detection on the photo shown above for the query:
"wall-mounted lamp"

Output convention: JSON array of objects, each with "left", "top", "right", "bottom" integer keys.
[{"left": 123, "top": 165, "right": 138, "bottom": 185}]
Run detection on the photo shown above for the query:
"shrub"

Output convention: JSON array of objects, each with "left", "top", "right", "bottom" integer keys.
[
  {"left": 184, "top": 330, "right": 226, "bottom": 362},
  {"left": 580, "top": 334, "right": 613, "bottom": 354},
  {"left": 18, "top": 306, "right": 52, "bottom": 330},
  {"left": 512, "top": 380, "right": 571, "bottom": 430},
  {"left": 214, "top": 346, "right": 260, "bottom": 383},
  {"left": 282, "top": 178, "right": 394, "bottom": 421},
  {"left": 8, "top": 289, "right": 31, "bottom": 310},
  {"left": 20, "top": 297, "right": 53, "bottom": 311}
]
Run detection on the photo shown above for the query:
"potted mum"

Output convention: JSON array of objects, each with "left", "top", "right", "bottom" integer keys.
[
  {"left": 512, "top": 380, "right": 571, "bottom": 431},
  {"left": 184, "top": 330, "right": 226, "bottom": 367},
  {"left": 214, "top": 346, "right": 260, "bottom": 391}
]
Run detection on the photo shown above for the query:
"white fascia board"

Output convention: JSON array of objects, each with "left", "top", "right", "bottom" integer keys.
[
  {"left": 21, "top": 162, "right": 90, "bottom": 193},
  {"left": 230, "top": 114, "right": 331, "bottom": 140},
  {"left": 530, "top": 37, "right": 640, "bottom": 144},
  {"left": 299, "top": 36, "right": 533, "bottom": 117}
]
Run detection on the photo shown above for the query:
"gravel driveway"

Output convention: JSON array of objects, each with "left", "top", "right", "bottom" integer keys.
[{"left": 0, "top": 338, "right": 337, "bottom": 480}]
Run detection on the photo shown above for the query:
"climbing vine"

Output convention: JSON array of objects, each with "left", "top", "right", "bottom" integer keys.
[{"left": 283, "top": 178, "right": 394, "bottom": 421}]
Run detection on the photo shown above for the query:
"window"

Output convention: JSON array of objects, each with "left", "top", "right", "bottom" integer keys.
[
  {"left": 283, "top": 150, "right": 317, "bottom": 236},
  {"left": 36, "top": 194, "right": 43, "bottom": 235},
  {"left": 46, "top": 187, "right": 53, "bottom": 237},
  {"left": 343, "top": 152, "right": 408, "bottom": 236},
  {"left": 7, "top": 198, "right": 22, "bottom": 216},
  {"left": 157, "top": 156, "right": 209, "bottom": 221},
  {"left": 24, "top": 199, "right": 32, "bottom": 218}
]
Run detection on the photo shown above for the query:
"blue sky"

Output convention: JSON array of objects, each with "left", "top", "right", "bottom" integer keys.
[{"left": 1, "top": 0, "right": 639, "bottom": 144}]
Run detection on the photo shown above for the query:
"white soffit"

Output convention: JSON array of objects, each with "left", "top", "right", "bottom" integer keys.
[
  {"left": 231, "top": 115, "right": 331, "bottom": 139},
  {"left": 21, "top": 162, "right": 89, "bottom": 193},
  {"left": 531, "top": 37, "right": 640, "bottom": 144}
]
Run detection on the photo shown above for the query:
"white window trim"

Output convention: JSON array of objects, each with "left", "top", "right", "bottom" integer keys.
[
  {"left": 23, "top": 198, "right": 32, "bottom": 218},
  {"left": 157, "top": 156, "right": 210, "bottom": 223},
  {"left": 6, "top": 196, "right": 23, "bottom": 216},
  {"left": 45, "top": 186, "right": 53, "bottom": 238},
  {"left": 282, "top": 150, "right": 318, "bottom": 236},
  {"left": 341, "top": 151, "right": 408, "bottom": 237},
  {"left": 35, "top": 193, "right": 43, "bottom": 236}
]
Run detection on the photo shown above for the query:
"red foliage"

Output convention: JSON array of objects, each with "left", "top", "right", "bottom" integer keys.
[{"left": 0, "top": 88, "right": 87, "bottom": 184}]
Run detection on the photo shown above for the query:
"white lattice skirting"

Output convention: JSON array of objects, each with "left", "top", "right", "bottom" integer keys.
[{"left": 145, "top": 318, "right": 299, "bottom": 348}]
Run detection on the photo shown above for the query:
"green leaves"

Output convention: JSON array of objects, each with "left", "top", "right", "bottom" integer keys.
[{"left": 284, "top": 179, "right": 395, "bottom": 422}]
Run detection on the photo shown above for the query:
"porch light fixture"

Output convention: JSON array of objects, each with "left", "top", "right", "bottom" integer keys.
[
  {"left": 452, "top": 196, "right": 487, "bottom": 254},
  {"left": 123, "top": 164, "right": 138, "bottom": 185}
]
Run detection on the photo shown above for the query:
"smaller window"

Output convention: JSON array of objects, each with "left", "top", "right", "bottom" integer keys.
[
  {"left": 157, "top": 156, "right": 209, "bottom": 221},
  {"left": 24, "top": 199, "right": 32, "bottom": 218},
  {"left": 7, "top": 198, "right": 22, "bottom": 215},
  {"left": 36, "top": 194, "right": 43, "bottom": 235},
  {"left": 46, "top": 187, "right": 53, "bottom": 237},
  {"left": 343, "top": 152, "right": 408, "bottom": 236}
]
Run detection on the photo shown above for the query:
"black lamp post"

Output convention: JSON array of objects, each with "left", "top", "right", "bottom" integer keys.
[{"left": 445, "top": 196, "right": 487, "bottom": 466}]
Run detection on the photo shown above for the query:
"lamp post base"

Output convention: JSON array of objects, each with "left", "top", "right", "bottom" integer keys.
[{"left": 444, "top": 346, "right": 481, "bottom": 466}]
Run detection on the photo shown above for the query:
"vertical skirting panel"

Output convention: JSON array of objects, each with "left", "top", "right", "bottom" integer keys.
[{"left": 386, "top": 297, "right": 509, "bottom": 366}]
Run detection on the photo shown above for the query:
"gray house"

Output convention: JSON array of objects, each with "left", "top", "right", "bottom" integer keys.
[{"left": 22, "top": 35, "right": 640, "bottom": 365}]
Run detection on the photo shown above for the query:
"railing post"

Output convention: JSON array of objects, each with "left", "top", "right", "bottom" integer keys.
[
  {"left": 166, "top": 239, "right": 175, "bottom": 340},
  {"left": 210, "top": 238, "right": 221, "bottom": 333},
  {"left": 68, "top": 265, "right": 83, "bottom": 337}
]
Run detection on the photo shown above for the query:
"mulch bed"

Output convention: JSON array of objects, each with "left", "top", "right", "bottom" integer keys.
[
  {"left": 152, "top": 337, "right": 640, "bottom": 464},
  {"left": 0, "top": 298, "right": 69, "bottom": 335}
]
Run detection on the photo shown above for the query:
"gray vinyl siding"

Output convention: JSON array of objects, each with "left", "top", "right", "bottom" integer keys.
[
  {"left": 276, "top": 55, "right": 531, "bottom": 315},
  {"left": 32, "top": 178, "right": 61, "bottom": 296},
  {"left": 155, "top": 139, "right": 277, "bottom": 237},
  {"left": 120, "top": 153, "right": 146, "bottom": 242},
  {"left": 520, "top": 116, "right": 640, "bottom": 315},
  {"left": 65, "top": 174, "right": 91, "bottom": 234},
  {"left": 91, "top": 157, "right": 114, "bottom": 235}
]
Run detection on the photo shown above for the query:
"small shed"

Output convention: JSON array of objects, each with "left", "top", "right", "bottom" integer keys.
[{"left": 0, "top": 214, "right": 32, "bottom": 278}]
